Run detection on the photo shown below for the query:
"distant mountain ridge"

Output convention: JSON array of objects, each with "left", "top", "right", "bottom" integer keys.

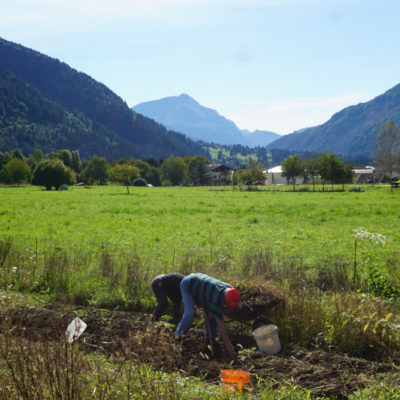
[
  {"left": 267, "top": 84, "right": 400, "bottom": 159},
  {"left": 133, "top": 94, "right": 280, "bottom": 146},
  {"left": 0, "top": 37, "right": 208, "bottom": 159},
  {"left": 2, "top": 36, "right": 398, "bottom": 162}
]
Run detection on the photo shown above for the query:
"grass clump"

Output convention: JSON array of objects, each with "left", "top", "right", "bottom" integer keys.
[
  {"left": 348, "top": 374, "right": 400, "bottom": 400},
  {"left": 277, "top": 287, "right": 400, "bottom": 357}
]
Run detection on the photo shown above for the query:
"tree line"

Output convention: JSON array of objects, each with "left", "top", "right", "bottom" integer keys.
[
  {"left": 0, "top": 148, "right": 361, "bottom": 192},
  {"left": 1, "top": 120, "right": 399, "bottom": 190},
  {"left": 281, "top": 152, "right": 353, "bottom": 191},
  {"left": 0, "top": 149, "right": 219, "bottom": 190},
  {"left": 280, "top": 119, "right": 400, "bottom": 190},
  {"left": 0, "top": 148, "right": 280, "bottom": 190}
]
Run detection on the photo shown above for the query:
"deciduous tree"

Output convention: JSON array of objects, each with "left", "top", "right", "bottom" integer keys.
[
  {"left": 374, "top": 120, "right": 400, "bottom": 181},
  {"left": 10, "top": 149, "right": 24, "bottom": 160},
  {"left": 160, "top": 157, "right": 186, "bottom": 186},
  {"left": 305, "top": 155, "right": 319, "bottom": 191},
  {"left": 186, "top": 155, "right": 210, "bottom": 185},
  {"left": 0, "top": 152, "right": 11, "bottom": 169},
  {"left": 82, "top": 157, "right": 108, "bottom": 185},
  {"left": 32, "top": 159, "right": 75, "bottom": 190},
  {"left": 281, "top": 155, "right": 305, "bottom": 190},
  {"left": 109, "top": 163, "right": 140, "bottom": 194},
  {"left": 33, "top": 149, "right": 43, "bottom": 164},
  {"left": 3, "top": 158, "right": 31, "bottom": 186},
  {"left": 236, "top": 161, "right": 265, "bottom": 187},
  {"left": 56, "top": 149, "right": 72, "bottom": 168},
  {"left": 318, "top": 152, "right": 351, "bottom": 191},
  {"left": 71, "top": 150, "right": 81, "bottom": 173}
]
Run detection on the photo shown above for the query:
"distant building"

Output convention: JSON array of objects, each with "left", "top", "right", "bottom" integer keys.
[
  {"left": 264, "top": 165, "right": 307, "bottom": 185},
  {"left": 206, "top": 164, "right": 233, "bottom": 186},
  {"left": 264, "top": 166, "right": 287, "bottom": 185},
  {"left": 352, "top": 166, "right": 377, "bottom": 184}
]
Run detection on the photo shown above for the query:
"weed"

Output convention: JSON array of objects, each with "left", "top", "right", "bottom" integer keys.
[
  {"left": 99, "top": 245, "right": 117, "bottom": 279},
  {"left": 177, "top": 248, "right": 207, "bottom": 276},
  {"left": 41, "top": 248, "right": 70, "bottom": 296},
  {"left": 121, "top": 249, "right": 150, "bottom": 309},
  {"left": 0, "top": 236, "right": 12, "bottom": 267},
  {"left": 314, "top": 258, "right": 352, "bottom": 291},
  {"left": 240, "top": 247, "right": 276, "bottom": 280}
]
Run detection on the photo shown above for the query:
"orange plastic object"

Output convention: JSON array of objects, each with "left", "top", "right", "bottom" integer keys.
[{"left": 220, "top": 369, "right": 250, "bottom": 392}]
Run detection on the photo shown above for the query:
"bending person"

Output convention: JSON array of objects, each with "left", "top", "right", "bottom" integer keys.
[
  {"left": 151, "top": 273, "right": 185, "bottom": 322},
  {"left": 175, "top": 273, "right": 240, "bottom": 358}
]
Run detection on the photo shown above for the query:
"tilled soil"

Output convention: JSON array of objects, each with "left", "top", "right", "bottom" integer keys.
[
  {"left": 223, "top": 281, "right": 286, "bottom": 321},
  {"left": 0, "top": 289, "right": 398, "bottom": 399}
]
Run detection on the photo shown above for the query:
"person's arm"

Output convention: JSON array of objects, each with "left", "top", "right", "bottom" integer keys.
[{"left": 216, "top": 318, "right": 235, "bottom": 358}]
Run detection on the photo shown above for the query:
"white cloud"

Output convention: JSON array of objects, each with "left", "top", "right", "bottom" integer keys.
[{"left": 224, "top": 92, "right": 374, "bottom": 135}]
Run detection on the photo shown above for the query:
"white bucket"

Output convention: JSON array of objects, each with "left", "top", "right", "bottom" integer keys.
[{"left": 252, "top": 324, "right": 281, "bottom": 354}]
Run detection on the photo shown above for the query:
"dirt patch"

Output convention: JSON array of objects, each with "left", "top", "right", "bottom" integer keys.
[
  {"left": 0, "top": 285, "right": 398, "bottom": 399},
  {"left": 224, "top": 281, "right": 286, "bottom": 321}
]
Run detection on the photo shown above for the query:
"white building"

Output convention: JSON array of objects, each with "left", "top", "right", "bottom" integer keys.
[
  {"left": 264, "top": 166, "right": 287, "bottom": 185},
  {"left": 264, "top": 165, "right": 307, "bottom": 185},
  {"left": 352, "top": 166, "right": 377, "bottom": 184}
]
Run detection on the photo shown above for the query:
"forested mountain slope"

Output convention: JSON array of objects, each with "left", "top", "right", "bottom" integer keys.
[
  {"left": 267, "top": 83, "right": 400, "bottom": 159},
  {"left": 0, "top": 37, "right": 208, "bottom": 159}
]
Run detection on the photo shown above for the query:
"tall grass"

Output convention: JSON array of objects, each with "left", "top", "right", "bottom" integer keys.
[{"left": 0, "top": 333, "right": 235, "bottom": 400}]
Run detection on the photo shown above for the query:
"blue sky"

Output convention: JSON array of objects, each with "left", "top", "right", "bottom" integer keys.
[{"left": 2, "top": 0, "right": 400, "bottom": 135}]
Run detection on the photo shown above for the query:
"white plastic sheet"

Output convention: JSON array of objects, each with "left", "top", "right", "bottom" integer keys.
[{"left": 65, "top": 317, "right": 87, "bottom": 343}]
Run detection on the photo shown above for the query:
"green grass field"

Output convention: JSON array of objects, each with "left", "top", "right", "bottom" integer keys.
[
  {"left": 1, "top": 184, "right": 398, "bottom": 269},
  {"left": 1, "top": 183, "right": 399, "bottom": 307}
]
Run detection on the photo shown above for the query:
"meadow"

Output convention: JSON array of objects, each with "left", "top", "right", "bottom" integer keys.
[
  {"left": 1, "top": 184, "right": 400, "bottom": 399},
  {"left": 1, "top": 184, "right": 399, "bottom": 269}
]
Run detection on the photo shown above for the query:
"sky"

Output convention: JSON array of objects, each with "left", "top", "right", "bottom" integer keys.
[{"left": 1, "top": 0, "right": 400, "bottom": 135}]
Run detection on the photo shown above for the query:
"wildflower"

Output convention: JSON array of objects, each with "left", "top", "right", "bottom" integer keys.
[{"left": 353, "top": 227, "right": 386, "bottom": 246}]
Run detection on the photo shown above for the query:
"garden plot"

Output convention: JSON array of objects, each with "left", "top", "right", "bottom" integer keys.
[{"left": 1, "top": 284, "right": 398, "bottom": 399}]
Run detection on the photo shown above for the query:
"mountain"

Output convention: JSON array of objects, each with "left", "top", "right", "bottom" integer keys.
[
  {"left": 133, "top": 94, "right": 280, "bottom": 146},
  {"left": 0, "top": 37, "right": 208, "bottom": 159},
  {"left": 240, "top": 129, "right": 282, "bottom": 147},
  {"left": 267, "top": 84, "right": 400, "bottom": 159},
  {"left": 0, "top": 67, "right": 133, "bottom": 159}
]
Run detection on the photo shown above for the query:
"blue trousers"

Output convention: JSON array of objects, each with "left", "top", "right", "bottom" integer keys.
[{"left": 174, "top": 276, "right": 217, "bottom": 339}]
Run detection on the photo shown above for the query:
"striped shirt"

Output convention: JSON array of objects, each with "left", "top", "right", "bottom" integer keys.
[{"left": 186, "top": 273, "right": 232, "bottom": 320}]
